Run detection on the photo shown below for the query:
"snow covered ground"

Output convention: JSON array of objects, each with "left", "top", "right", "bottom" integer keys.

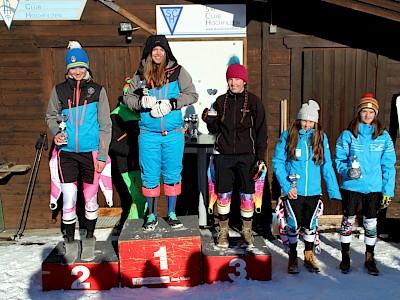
[{"left": 1, "top": 226, "right": 399, "bottom": 300}]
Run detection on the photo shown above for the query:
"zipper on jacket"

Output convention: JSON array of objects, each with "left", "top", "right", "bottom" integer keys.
[
  {"left": 304, "top": 132, "right": 309, "bottom": 196},
  {"left": 75, "top": 81, "right": 81, "bottom": 153},
  {"left": 233, "top": 94, "right": 237, "bottom": 153}
]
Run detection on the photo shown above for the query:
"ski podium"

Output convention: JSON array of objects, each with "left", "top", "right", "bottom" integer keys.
[{"left": 41, "top": 134, "right": 272, "bottom": 290}]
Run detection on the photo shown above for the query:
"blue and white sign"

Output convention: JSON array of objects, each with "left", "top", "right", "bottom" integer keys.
[
  {"left": 156, "top": 4, "right": 246, "bottom": 38},
  {"left": 1, "top": 0, "right": 87, "bottom": 29}
]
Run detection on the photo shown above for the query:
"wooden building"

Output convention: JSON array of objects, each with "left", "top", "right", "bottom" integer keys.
[{"left": 0, "top": 0, "right": 399, "bottom": 230}]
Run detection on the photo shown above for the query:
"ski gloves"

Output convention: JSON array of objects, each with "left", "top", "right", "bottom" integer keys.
[
  {"left": 140, "top": 96, "right": 178, "bottom": 118},
  {"left": 381, "top": 195, "right": 392, "bottom": 209},
  {"left": 251, "top": 159, "right": 266, "bottom": 181}
]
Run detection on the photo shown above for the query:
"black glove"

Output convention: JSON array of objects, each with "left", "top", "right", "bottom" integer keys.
[
  {"left": 202, "top": 108, "right": 209, "bottom": 121},
  {"left": 133, "top": 88, "right": 144, "bottom": 97},
  {"left": 251, "top": 159, "right": 266, "bottom": 182},
  {"left": 169, "top": 98, "right": 178, "bottom": 110}
]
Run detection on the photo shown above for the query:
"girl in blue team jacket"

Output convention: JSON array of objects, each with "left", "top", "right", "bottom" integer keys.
[
  {"left": 335, "top": 93, "right": 396, "bottom": 276},
  {"left": 45, "top": 41, "right": 112, "bottom": 265},
  {"left": 123, "top": 35, "right": 198, "bottom": 231},
  {"left": 273, "top": 99, "right": 341, "bottom": 274}
]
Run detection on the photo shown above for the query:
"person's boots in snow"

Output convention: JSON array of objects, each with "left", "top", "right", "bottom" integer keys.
[
  {"left": 304, "top": 250, "right": 321, "bottom": 273},
  {"left": 365, "top": 252, "right": 379, "bottom": 276},
  {"left": 217, "top": 219, "right": 229, "bottom": 249},
  {"left": 241, "top": 219, "right": 254, "bottom": 247},
  {"left": 340, "top": 250, "right": 351, "bottom": 274},
  {"left": 288, "top": 249, "right": 299, "bottom": 274}
]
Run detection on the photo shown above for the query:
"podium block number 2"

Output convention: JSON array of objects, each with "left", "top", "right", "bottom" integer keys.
[
  {"left": 71, "top": 265, "right": 91, "bottom": 289},
  {"left": 228, "top": 258, "right": 247, "bottom": 281}
]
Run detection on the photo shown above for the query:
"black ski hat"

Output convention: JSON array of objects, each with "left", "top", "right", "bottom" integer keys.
[{"left": 141, "top": 34, "right": 177, "bottom": 63}]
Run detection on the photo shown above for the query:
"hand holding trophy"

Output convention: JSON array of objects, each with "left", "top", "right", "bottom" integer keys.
[
  {"left": 56, "top": 113, "right": 69, "bottom": 145},
  {"left": 207, "top": 88, "right": 218, "bottom": 117}
]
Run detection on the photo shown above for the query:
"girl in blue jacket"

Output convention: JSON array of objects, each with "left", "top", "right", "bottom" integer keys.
[
  {"left": 335, "top": 93, "right": 396, "bottom": 275},
  {"left": 123, "top": 35, "right": 198, "bottom": 231},
  {"left": 273, "top": 99, "right": 341, "bottom": 274}
]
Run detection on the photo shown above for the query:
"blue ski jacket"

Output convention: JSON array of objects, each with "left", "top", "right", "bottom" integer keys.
[
  {"left": 334, "top": 123, "right": 396, "bottom": 196},
  {"left": 272, "top": 128, "right": 341, "bottom": 200}
]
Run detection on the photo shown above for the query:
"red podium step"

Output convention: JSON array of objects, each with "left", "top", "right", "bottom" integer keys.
[
  {"left": 201, "top": 233, "right": 271, "bottom": 283},
  {"left": 118, "top": 215, "right": 202, "bottom": 288},
  {"left": 42, "top": 241, "right": 119, "bottom": 291}
]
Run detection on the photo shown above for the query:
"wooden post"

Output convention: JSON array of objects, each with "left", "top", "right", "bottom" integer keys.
[{"left": 97, "top": 0, "right": 157, "bottom": 35}]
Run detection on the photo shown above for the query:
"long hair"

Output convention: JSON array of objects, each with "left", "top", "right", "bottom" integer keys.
[
  {"left": 287, "top": 120, "right": 325, "bottom": 165},
  {"left": 347, "top": 113, "right": 383, "bottom": 139},
  {"left": 143, "top": 53, "right": 167, "bottom": 88},
  {"left": 221, "top": 86, "right": 249, "bottom": 123}
]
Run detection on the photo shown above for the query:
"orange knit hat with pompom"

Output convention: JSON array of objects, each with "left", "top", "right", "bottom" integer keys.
[{"left": 357, "top": 93, "right": 379, "bottom": 115}]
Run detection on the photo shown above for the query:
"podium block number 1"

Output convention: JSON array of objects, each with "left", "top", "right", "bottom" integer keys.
[{"left": 154, "top": 246, "right": 168, "bottom": 270}]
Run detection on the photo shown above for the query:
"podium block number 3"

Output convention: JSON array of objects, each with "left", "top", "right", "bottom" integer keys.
[
  {"left": 228, "top": 258, "right": 247, "bottom": 281},
  {"left": 71, "top": 265, "right": 91, "bottom": 289},
  {"left": 154, "top": 246, "right": 168, "bottom": 270}
]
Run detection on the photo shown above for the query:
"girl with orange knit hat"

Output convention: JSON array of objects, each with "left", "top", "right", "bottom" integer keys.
[{"left": 335, "top": 93, "right": 396, "bottom": 275}]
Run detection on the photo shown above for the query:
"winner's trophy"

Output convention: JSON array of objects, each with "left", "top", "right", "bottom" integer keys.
[
  {"left": 183, "top": 117, "right": 190, "bottom": 140},
  {"left": 140, "top": 80, "right": 149, "bottom": 96},
  {"left": 288, "top": 174, "right": 300, "bottom": 195},
  {"left": 207, "top": 88, "right": 218, "bottom": 117},
  {"left": 347, "top": 155, "right": 362, "bottom": 179},
  {"left": 189, "top": 114, "right": 199, "bottom": 142},
  {"left": 56, "top": 113, "right": 68, "bottom": 145}
]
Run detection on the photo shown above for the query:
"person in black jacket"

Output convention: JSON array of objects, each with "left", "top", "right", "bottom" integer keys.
[
  {"left": 109, "top": 86, "right": 147, "bottom": 234},
  {"left": 202, "top": 56, "right": 268, "bottom": 248}
]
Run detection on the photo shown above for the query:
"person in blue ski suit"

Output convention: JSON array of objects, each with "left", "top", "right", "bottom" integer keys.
[
  {"left": 45, "top": 41, "right": 112, "bottom": 265},
  {"left": 123, "top": 35, "right": 198, "bottom": 230},
  {"left": 335, "top": 93, "right": 396, "bottom": 275},
  {"left": 272, "top": 99, "right": 341, "bottom": 274}
]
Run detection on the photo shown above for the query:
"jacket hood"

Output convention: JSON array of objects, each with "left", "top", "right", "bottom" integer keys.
[{"left": 141, "top": 35, "right": 177, "bottom": 63}]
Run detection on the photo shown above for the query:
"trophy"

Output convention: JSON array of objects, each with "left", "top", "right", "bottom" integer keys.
[
  {"left": 140, "top": 80, "right": 149, "bottom": 96},
  {"left": 207, "top": 88, "right": 218, "bottom": 117},
  {"left": 288, "top": 174, "right": 300, "bottom": 189},
  {"left": 56, "top": 113, "right": 69, "bottom": 145},
  {"left": 348, "top": 155, "right": 362, "bottom": 179},
  {"left": 183, "top": 117, "right": 190, "bottom": 140},
  {"left": 189, "top": 114, "right": 199, "bottom": 142},
  {"left": 286, "top": 174, "right": 300, "bottom": 200}
]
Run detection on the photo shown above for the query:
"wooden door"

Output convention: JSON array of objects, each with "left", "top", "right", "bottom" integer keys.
[{"left": 288, "top": 42, "right": 381, "bottom": 214}]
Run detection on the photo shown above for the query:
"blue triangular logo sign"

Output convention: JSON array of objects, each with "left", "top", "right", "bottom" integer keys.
[
  {"left": 0, "top": 0, "right": 20, "bottom": 29},
  {"left": 160, "top": 6, "right": 183, "bottom": 35}
]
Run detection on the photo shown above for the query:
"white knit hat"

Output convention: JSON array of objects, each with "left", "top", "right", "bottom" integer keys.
[{"left": 297, "top": 99, "right": 320, "bottom": 123}]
